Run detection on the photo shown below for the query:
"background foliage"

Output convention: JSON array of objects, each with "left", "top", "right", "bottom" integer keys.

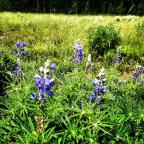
[{"left": 0, "top": 0, "right": 144, "bottom": 15}]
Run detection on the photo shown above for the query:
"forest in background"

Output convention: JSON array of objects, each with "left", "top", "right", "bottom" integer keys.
[{"left": 0, "top": 0, "right": 143, "bottom": 15}]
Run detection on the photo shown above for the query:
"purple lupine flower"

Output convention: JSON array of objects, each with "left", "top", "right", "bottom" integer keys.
[
  {"left": 72, "top": 40, "right": 83, "bottom": 64},
  {"left": 44, "top": 78, "right": 55, "bottom": 95},
  {"left": 44, "top": 78, "right": 55, "bottom": 86},
  {"left": 16, "top": 42, "right": 21, "bottom": 47},
  {"left": 16, "top": 52, "right": 21, "bottom": 57},
  {"left": 89, "top": 93, "right": 96, "bottom": 101},
  {"left": 32, "top": 60, "right": 56, "bottom": 103},
  {"left": 46, "top": 91, "right": 53, "bottom": 95},
  {"left": 133, "top": 72, "right": 139, "bottom": 79},
  {"left": 94, "top": 88, "right": 99, "bottom": 95},
  {"left": 92, "top": 78, "right": 99, "bottom": 87},
  {"left": 30, "top": 93, "right": 37, "bottom": 100},
  {"left": 39, "top": 89, "right": 44, "bottom": 97},
  {"left": 88, "top": 68, "right": 108, "bottom": 107},
  {"left": 44, "top": 84, "right": 51, "bottom": 92},
  {"left": 39, "top": 89, "right": 46, "bottom": 103},
  {"left": 35, "top": 75, "right": 44, "bottom": 89},
  {"left": 40, "top": 98, "right": 46, "bottom": 103},
  {"left": 14, "top": 42, "right": 27, "bottom": 58},
  {"left": 117, "top": 55, "right": 122, "bottom": 62},
  {"left": 13, "top": 67, "right": 21, "bottom": 76},
  {"left": 22, "top": 42, "right": 27, "bottom": 47},
  {"left": 50, "top": 63, "right": 56, "bottom": 70},
  {"left": 49, "top": 79, "right": 55, "bottom": 86},
  {"left": 79, "top": 49, "right": 83, "bottom": 57},
  {"left": 23, "top": 51, "right": 28, "bottom": 56},
  {"left": 100, "top": 86, "right": 108, "bottom": 94},
  {"left": 97, "top": 95, "right": 101, "bottom": 105}
]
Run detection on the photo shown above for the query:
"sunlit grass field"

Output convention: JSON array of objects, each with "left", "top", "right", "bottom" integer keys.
[{"left": 0, "top": 12, "right": 144, "bottom": 143}]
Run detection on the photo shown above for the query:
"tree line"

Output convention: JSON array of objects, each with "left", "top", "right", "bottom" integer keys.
[{"left": 0, "top": 0, "right": 143, "bottom": 15}]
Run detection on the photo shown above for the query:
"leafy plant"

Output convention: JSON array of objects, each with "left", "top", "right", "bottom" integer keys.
[{"left": 88, "top": 24, "right": 120, "bottom": 60}]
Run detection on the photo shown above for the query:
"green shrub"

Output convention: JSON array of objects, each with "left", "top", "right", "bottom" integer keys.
[{"left": 88, "top": 24, "right": 120, "bottom": 60}]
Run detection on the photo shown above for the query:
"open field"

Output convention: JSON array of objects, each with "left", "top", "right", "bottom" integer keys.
[{"left": 0, "top": 12, "right": 144, "bottom": 143}]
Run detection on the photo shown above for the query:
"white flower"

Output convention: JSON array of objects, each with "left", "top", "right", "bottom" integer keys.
[
  {"left": 98, "top": 67, "right": 105, "bottom": 77},
  {"left": 137, "top": 64, "right": 142, "bottom": 70},
  {"left": 72, "top": 39, "right": 83, "bottom": 50},
  {"left": 39, "top": 66, "right": 44, "bottom": 73},
  {"left": 92, "top": 78, "right": 100, "bottom": 86},
  {"left": 87, "top": 54, "right": 92, "bottom": 62},
  {"left": 45, "top": 59, "right": 51, "bottom": 68}
]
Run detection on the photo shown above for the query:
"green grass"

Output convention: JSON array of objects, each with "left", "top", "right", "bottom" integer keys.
[{"left": 0, "top": 12, "right": 144, "bottom": 143}]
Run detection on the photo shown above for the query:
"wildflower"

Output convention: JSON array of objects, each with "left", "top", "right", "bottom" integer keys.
[
  {"left": 46, "top": 91, "right": 53, "bottom": 95},
  {"left": 88, "top": 67, "right": 108, "bottom": 107},
  {"left": 30, "top": 93, "right": 37, "bottom": 100},
  {"left": 32, "top": 60, "right": 56, "bottom": 103},
  {"left": 137, "top": 64, "right": 142, "bottom": 71},
  {"left": 132, "top": 64, "right": 144, "bottom": 84},
  {"left": 39, "top": 89, "right": 46, "bottom": 103},
  {"left": 13, "top": 66, "right": 22, "bottom": 76},
  {"left": 133, "top": 71, "right": 139, "bottom": 79},
  {"left": 16, "top": 42, "right": 21, "bottom": 47},
  {"left": 117, "top": 55, "right": 122, "bottom": 62},
  {"left": 89, "top": 93, "right": 96, "bottom": 101},
  {"left": 98, "top": 67, "right": 105, "bottom": 78},
  {"left": 35, "top": 74, "right": 43, "bottom": 89},
  {"left": 94, "top": 88, "right": 99, "bottom": 95},
  {"left": 113, "top": 46, "right": 123, "bottom": 64},
  {"left": 14, "top": 41, "right": 27, "bottom": 58},
  {"left": 97, "top": 95, "right": 101, "bottom": 105},
  {"left": 72, "top": 39, "right": 83, "bottom": 64},
  {"left": 45, "top": 60, "right": 51, "bottom": 68},
  {"left": 50, "top": 63, "right": 56, "bottom": 70},
  {"left": 39, "top": 67, "right": 45, "bottom": 73},
  {"left": 12, "top": 42, "right": 28, "bottom": 77},
  {"left": 86, "top": 54, "right": 93, "bottom": 71},
  {"left": 100, "top": 86, "right": 108, "bottom": 94},
  {"left": 92, "top": 78, "right": 100, "bottom": 86},
  {"left": 22, "top": 42, "right": 27, "bottom": 47}
]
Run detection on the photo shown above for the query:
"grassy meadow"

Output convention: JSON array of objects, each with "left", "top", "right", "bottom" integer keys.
[{"left": 0, "top": 12, "right": 144, "bottom": 143}]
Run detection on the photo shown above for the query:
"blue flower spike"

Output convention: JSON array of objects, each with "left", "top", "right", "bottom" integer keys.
[
  {"left": 72, "top": 39, "right": 83, "bottom": 64},
  {"left": 32, "top": 60, "right": 56, "bottom": 103},
  {"left": 88, "top": 67, "right": 108, "bottom": 107}
]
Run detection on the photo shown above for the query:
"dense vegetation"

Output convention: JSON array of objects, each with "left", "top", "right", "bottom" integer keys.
[
  {"left": 0, "top": 12, "right": 144, "bottom": 143},
  {"left": 0, "top": 0, "right": 144, "bottom": 15}
]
